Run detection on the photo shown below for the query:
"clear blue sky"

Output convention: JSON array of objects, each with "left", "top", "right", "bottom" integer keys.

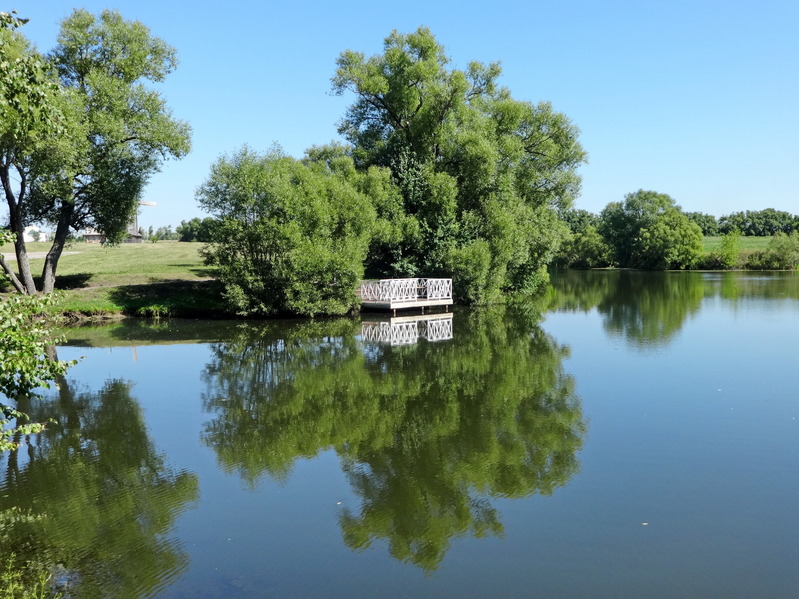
[{"left": 14, "top": 0, "right": 799, "bottom": 230}]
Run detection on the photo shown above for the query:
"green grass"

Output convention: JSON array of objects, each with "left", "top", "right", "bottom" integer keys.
[
  {"left": 702, "top": 236, "right": 772, "bottom": 252},
  {"left": 1, "top": 241, "right": 229, "bottom": 318}
]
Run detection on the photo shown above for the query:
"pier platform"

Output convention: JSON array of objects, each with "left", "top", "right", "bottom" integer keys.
[{"left": 359, "top": 278, "right": 453, "bottom": 315}]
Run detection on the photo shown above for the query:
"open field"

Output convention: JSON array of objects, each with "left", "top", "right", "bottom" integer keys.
[
  {"left": 702, "top": 236, "right": 773, "bottom": 253},
  {"left": 0, "top": 241, "right": 227, "bottom": 317}
]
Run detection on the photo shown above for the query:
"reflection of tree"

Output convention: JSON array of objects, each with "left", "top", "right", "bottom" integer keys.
[
  {"left": 202, "top": 306, "right": 585, "bottom": 570},
  {"left": 714, "top": 271, "right": 799, "bottom": 302},
  {"left": 0, "top": 378, "right": 199, "bottom": 598},
  {"left": 597, "top": 272, "right": 704, "bottom": 347},
  {"left": 550, "top": 270, "right": 705, "bottom": 348}
]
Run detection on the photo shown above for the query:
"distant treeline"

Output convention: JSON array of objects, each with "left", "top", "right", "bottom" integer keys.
[
  {"left": 556, "top": 191, "right": 799, "bottom": 271},
  {"left": 684, "top": 208, "right": 799, "bottom": 237}
]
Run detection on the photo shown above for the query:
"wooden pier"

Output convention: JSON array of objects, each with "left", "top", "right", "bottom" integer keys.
[{"left": 359, "top": 278, "right": 453, "bottom": 315}]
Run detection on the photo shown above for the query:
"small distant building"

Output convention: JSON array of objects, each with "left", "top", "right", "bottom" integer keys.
[
  {"left": 83, "top": 228, "right": 106, "bottom": 243},
  {"left": 22, "top": 226, "right": 48, "bottom": 243},
  {"left": 83, "top": 201, "right": 153, "bottom": 243}
]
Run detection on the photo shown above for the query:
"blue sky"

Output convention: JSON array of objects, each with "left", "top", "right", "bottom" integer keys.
[{"left": 13, "top": 0, "right": 799, "bottom": 230}]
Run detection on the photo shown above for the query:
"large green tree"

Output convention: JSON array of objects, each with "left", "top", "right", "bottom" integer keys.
[
  {"left": 637, "top": 208, "right": 703, "bottom": 270},
  {"left": 1, "top": 9, "right": 190, "bottom": 294},
  {"left": 332, "top": 27, "right": 586, "bottom": 302}
]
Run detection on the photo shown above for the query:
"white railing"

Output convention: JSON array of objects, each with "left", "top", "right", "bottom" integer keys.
[
  {"left": 360, "top": 278, "right": 452, "bottom": 303},
  {"left": 421, "top": 315, "right": 453, "bottom": 342},
  {"left": 361, "top": 314, "right": 454, "bottom": 346},
  {"left": 425, "top": 278, "right": 452, "bottom": 300}
]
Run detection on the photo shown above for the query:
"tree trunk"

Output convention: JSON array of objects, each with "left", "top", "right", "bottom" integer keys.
[
  {"left": 0, "top": 254, "right": 25, "bottom": 293},
  {"left": 0, "top": 162, "right": 38, "bottom": 294},
  {"left": 41, "top": 201, "right": 75, "bottom": 294}
]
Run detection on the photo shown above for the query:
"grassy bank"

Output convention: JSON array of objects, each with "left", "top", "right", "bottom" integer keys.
[{"left": 0, "top": 241, "right": 228, "bottom": 318}]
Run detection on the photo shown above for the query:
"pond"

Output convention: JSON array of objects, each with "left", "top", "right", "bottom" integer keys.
[{"left": 2, "top": 270, "right": 799, "bottom": 598}]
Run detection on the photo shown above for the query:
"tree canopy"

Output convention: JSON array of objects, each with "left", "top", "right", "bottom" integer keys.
[
  {"left": 198, "top": 146, "right": 378, "bottom": 316},
  {"left": 718, "top": 209, "right": 799, "bottom": 236},
  {"left": 176, "top": 217, "right": 216, "bottom": 242},
  {"left": 331, "top": 27, "right": 587, "bottom": 303},
  {"left": 598, "top": 189, "right": 702, "bottom": 269},
  {"left": 1, "top": 9, "right": 190, "bottom": 294}
]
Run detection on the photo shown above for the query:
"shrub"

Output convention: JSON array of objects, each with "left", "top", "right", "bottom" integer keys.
[{"left": 197, "top": 147, "right": 376, "bottom": 316}]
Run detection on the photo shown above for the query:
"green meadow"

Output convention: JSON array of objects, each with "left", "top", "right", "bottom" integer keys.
[{"left": 1, "top": 241, "right": 225, "bottom": 317}]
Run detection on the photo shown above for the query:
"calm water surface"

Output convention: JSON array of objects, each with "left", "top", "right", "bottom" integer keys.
[{"left": 2, "top": 270, "right": 798, "bottom": 598}]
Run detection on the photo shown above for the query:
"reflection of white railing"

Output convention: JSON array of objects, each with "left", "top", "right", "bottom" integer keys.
[
  {"left": 360, "top": 278, "right": 452, "bottom": 303},
  {"left": 361, "top": 314, "right": 454, "bottom": 346}
]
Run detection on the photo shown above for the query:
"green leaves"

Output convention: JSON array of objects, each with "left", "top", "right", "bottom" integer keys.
[
  {"left": 333, "top": 27, "right": 586, "bottom": 302},
  {"left": 0, "top": 293, "right": 72, "bottom": 401},
  {"left": 0, "top": 286, "right": 76, "bottom": 452},
  {"left": 198, "top": 147, "right": 377, "bottom": 316},
  {"left": 1, "top": 9, "right": 190, "bottom": 294}
]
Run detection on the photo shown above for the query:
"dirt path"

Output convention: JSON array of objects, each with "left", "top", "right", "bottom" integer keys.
[{"left": 1, "top": 251, "right": 80, "bottom": 260}]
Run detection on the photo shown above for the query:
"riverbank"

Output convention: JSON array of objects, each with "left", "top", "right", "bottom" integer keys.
[{"left": 0, "top": 241, "right": 230, "bottom": 319}]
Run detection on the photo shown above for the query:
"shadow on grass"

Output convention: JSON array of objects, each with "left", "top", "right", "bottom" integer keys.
[
  {"left": 189, "top": 267, "right": 218, "bottom": 278},
  {"left": 55, "top": 273, "right": 94, "bottom": 289},
  {"left": 107, "top": 279, "right": 230, "bottom": 318},
  {"left": 1, "top": 273, "right": 93, "bottom": 292}
]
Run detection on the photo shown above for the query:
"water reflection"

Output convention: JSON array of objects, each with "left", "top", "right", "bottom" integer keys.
[
  {"left": 361, "top": 313, "right": 454, "bottom": 345},
  {"left": 550, "top": 270, "right": 707, "bottom": 348},
  {"left": 201, "top": 306, "right": 585, "bottom": 570},
  {"left": 0, "top": 378, "right": 199, "bottom": 599}
]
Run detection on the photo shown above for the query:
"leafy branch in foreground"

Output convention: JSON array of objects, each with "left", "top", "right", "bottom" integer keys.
[{"left": 1, "top": 232, "right": 75, "bottom": 452}]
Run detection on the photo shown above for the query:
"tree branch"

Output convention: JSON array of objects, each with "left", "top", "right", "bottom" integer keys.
[{"left": 0, "top": 255, "right": 25, "bottom": 293}]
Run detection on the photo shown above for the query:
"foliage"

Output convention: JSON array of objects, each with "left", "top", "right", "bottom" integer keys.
[
  {"left": 560, "top": 208, "right": 600, "bottom": 233},
  {"left": 719, "top": 209, "right": 799, "bottom": 236},
  {"left": 598, "top": 189, "right": 677, "bottom": 267},
  {"left": 176, "top": 217, "right": 216, "bottom": 242},
  {"left": 200, "top": 305, "right": 584, "bottom": 569},
  {"left": 555, "top": 208, "right": 611, "bottom": 268},
  {"left": 0, "top": 552, "right": 60, "bottom": 599},
  {"left": 637, "top": 208, "right": 703, "bottom": 269},
  {"left": 1, "top": 9, "right": 190, "bottom": 294},
  {"left": 0, "top": 287, "right": 72, "bottom": 451},
  {"left": 745, "top": 231, "right": 799, "bottom": 270},
  {"left": 146, "top": 225, "right": 178, "bottom": 242},
  {"left": 597, "top": 190, "right": 701, "bottom": 269},
  {"left": 0, "top": 229, "right": 74, "bottom": 451},
  {"left": 555, "top": 225, "right": 612, "bottom": 269},
  {"left": 685, "top": 211, "right": 719, "bottom": 236},
  {"left": 332, "top": 27, "right": 586, "bottom": 302},
  {"left": 197, "top": 146, "right": 376, "bottom": 316},
  {"left": 719, "top": 229, "right": 742, "bottom": 268}
]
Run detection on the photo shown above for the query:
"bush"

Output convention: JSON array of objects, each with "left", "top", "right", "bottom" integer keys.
[
  {"left": 197, "top": 147, "right": 376, "bottom": 316},
  {"left": 745, "top": 231, "right": 799, "bottom": 270},
  {"left": 637, "top": 208, "right": 703, "bottom": 270}
]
